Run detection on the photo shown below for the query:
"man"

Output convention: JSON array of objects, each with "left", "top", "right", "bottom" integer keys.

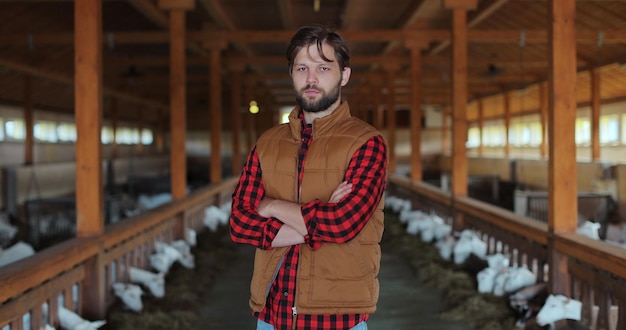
[{"left": 230, "top": 25, "right": 388, "bottom": 330}]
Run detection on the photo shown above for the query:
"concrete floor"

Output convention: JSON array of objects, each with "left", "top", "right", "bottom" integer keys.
[{"left": 194, "top": 244, "right": 473, "bottom": 330}]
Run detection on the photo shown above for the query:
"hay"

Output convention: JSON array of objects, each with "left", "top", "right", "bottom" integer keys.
[
  {"left": 438, "top": 295, "right": 515, "bottom": 329},
  {"left": 103, "top": 225, "right": 237, "bottom": 330},
  {"left": 383, "top": 209, "right": 520, "bottom": 330}
]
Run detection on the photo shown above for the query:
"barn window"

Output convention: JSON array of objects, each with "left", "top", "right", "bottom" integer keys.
[
  {"left": 141, "top": 129, "right": 153, "bottom": 145},
  {"left": 575, "top": 117, "right": 591, "bottom": 145},
  {"left": 482, "top": 123, "right": 506, "bottom": 147},
  {"left": 622, "top": 114, "right": 626, "bottom": 144},
  {"left": 101, "top": 126, "right": 115, "bottom": 144},
  {"left": 466, "top": 126, "right": 480, "bottom": 148},
  {"left": 5, "top": 119, "right": 25, "bottom": 141},
  {"left": 57, "top": 122, "right": 77, "bottom": 142},
  {"left": 599, "top": 114, "right": 619, "bottom": 144}
]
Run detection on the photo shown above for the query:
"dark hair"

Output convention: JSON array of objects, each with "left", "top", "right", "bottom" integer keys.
[{"left": 286, "top": 25, "right": 350, "bottom": 74}]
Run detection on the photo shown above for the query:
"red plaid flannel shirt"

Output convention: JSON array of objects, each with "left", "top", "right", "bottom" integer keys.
[{"left": 230, "top": 121, "right": 387, "bottom": 330}]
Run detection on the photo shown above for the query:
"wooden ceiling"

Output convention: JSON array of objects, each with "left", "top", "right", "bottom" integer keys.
[{"left": 1, "top": 0, "right": 626, "bottom": 130}]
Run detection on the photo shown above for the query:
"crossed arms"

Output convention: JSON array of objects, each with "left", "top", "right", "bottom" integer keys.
[{"left": 229, "top": 135, "right": 387, "bottom": 250}]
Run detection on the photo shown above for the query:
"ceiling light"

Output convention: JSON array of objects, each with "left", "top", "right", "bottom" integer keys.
[
  {"left": 313, "top": 0, "right": 320, "bottom": 12},
  {"left": 249, "top": 100, "right": 259, "bottom": 114}
]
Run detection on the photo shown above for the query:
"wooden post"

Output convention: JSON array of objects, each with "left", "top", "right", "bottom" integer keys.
[
  {"left": 230, "top": 65, "right": 244, "bottom": 176},
  {"left": 540, "top": 82, "right": 548, "bottom": 158},
  {"left": 477, "top": 99, "right": 484, "bottom": 156},
  {"left": 442, "top": 109, "right": 450, "bottom": 155},
  {"left": 74, "top": 0, "right": 105, "bottom": 319},
  {"left": 591, "top": 68, "right": 601, "bottom": 161},
  {"left": 160, "top": 0, "right": 194, "bottom": 242},
  {"left": 136, "top": 107, "right": 143, "bottom": 156},
  {"left": 372, "top": 80, "right": 383, "bottom": 130},
  {"left": 23, "top": 74, "right": 34, "bottom": 165},
  {"left": 245, "top": 76, "right": 255, "bottom": 152},
  {"left": 406, "top": 40, "right": 427, "bottom": 182},
  {"left": 156, "top": 108, "right": 165, "bottom": 154},
  {"left": 111, "top": 98, "right": 119, "bottom": 159},
  {"left": 446, "top": 0, "right": 476, "bottom": 198},
  {"left": 446, "top": 0, "right": 476, "bottom": 231},
  {"left": 504, "top": 92, "right": 511, "bottom": 157},
  {"left": 384, "top": 66, "right": 398, "bottom": 174},
  {"left": 209, "top": 47, "right": 223, "bottom": 184},
  {"left": 162, "top": 0, "right": 193, "bottom": 201},
  {"left": 547, "top": 0, "right": 577, "bottom": 297}
]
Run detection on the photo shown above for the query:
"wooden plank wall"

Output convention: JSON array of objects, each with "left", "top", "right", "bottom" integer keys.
[{"left": 0, "top": 155, "right": 170, "bottom": 209}]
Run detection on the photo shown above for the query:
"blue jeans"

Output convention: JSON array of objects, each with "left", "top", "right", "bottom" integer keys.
[{"left": 256, "top": 319, "right": 368, "bottom": 330}]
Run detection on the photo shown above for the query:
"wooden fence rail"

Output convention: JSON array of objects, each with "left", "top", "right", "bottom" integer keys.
[
  {"left": 0, "top": 177, "right": 237, "bottom": 330},
  {"left": 388, "top": 174, "right": 624, "bottom": 330}
]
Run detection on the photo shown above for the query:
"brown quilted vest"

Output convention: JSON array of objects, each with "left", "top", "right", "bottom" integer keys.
[{"left": 250, "top": 102, "right": 386, "bottom": 315}]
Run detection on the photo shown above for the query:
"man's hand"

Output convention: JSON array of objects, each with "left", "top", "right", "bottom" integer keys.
[{"left": 329, "top": 181, "right": 353, "bottom": 203}]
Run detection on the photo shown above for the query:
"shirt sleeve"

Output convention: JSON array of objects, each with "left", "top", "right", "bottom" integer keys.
[
  {"left": 301, "top": 135, "right": 387, "bottom": 246},
  {"left": 229, "top": 146, "right": 283, "bottom": 249}
]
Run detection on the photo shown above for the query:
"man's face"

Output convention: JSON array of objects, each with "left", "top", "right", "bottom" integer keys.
[{"left": 292, "top": 43, "right": 350, "bottom": 113}]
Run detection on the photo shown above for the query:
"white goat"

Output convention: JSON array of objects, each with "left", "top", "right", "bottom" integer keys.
[
  {"left": 503, "top": 266, "right": 537, "bottom": 293},
  {"left": 129, "top": 266, "right": 165, "bottom": 298},
  {"left": 477, "top": 267, "right": 500, "bottom": 294},
  {"left": 112, "top": 282, "right": 144, "bottom": 312},
  {"left": 154, "top": 241, "right": 193, "bottom": 269},
  {"left": 398, "top": 209, "right": 426, "bottom": 225},
  {"left": 384, "top": 196, "right": 411, "bottom": 214},
  {"left": 57, "top": 305, "right": 106, "bottom": 330},
  {"left": 137, "top": 193, "right": 172, "bottom": 211},
  {"left": 0, "top": 216, "right": 18, "bottom": 243},
  {"left": 204, "top": 205, "right": 228, "bottom": 232},
  {"left": 185, "top": 228, "right": 197, "bottom": 247},
  {"left": 150, "top": 252, "right": 176, "bottom": 274},
  {"left": 536, "top": 294, "right": 582, "bottom": 327},
  {"left": 171, "top": 239, "right": 195, "bottom": 269},
  {"left": 453, "top": 230, "right": 487, "bottom": 264},
  {"left": 576, "top": 221, "right": 601, "bottom": 240},
  {"left": 0, "top": 241, "right": 35, "bottom": 267},
  {"left": 435, "top": 235, "right": 456, "bottom": 261}
]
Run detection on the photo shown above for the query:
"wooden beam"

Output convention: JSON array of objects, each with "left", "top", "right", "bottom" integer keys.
[
  {"left": 127, "top": 0, "right": 169, "bottom": 27},
  {"left": 409, "top": 46, "right": 423, "bottom": 182},
  {"left": 547, "top": 0, "right": 577, "bottom": 297},
  {"left": 74, "top": 0, "right": 105, "bottom": 319},
  {"left": 430, "top": 0, "right": 509, "bottom": 54},
  {"left": 23, "top": 74, "right": 34, "bottom": 165},
  {"left": 503, "top": 92, "right": 511, "bottom": 157},
  {"left": 540, "top": 82, "right": 548, "bottom": 158},
  {"left": 5, "top": 29, "right": 626, "bottom": 46},
  {"left": 450, "top": 7, "right": 469, "bottom": 198},
  {"left": 0, "top": 57, "right": 167, "bottom": 109},
  {"left": 209, "top": 48, "right": 222, "bottom": 184},
  {"left": 158, "top": 0, "right": 195, "bottom": 10},
  {"left": 169, "top": 9, "right": 188, "bottom": 200},
  {"left": 276, "top": 0, "right": 296, "bottom": 29},
  {"left": 198, "top": 0, "right": 253, "bottom": 56},
  {"left": 477, "top": 99, "right": 483, "bottom": 156},
  {"left": 591, "top": 68, "right": 601, "bottom": 161},
  {"left": 231, "top": 68, "right": 243, "bottom": 176},
  {"left": 385, "top": 67, "right": 397, "bottom": 174},
  {"left": 444, "top": 0, "right": 478, "bottom": 10}
]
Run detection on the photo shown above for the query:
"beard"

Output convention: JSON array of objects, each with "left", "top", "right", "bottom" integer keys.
[{"left": 295, "top": 79, "right": 341, "bottom": 113}]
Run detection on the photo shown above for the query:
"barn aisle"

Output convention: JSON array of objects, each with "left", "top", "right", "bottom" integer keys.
[{"left": 193, "top": 243, "right": 473, "bottom": 330}]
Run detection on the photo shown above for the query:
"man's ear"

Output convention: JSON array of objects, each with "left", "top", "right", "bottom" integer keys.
[{"left": 341, "top": 67, "right": 351, "bottom": 86}]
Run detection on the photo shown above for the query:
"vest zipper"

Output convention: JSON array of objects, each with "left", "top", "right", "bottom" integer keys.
[{"left": 293, "top": 146, "right": 303, "bottom": 330}]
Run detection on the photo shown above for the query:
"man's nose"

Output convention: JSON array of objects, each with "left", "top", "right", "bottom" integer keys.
[{"left": 306, "top": 71, "right": 317, "bottom": 85}]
